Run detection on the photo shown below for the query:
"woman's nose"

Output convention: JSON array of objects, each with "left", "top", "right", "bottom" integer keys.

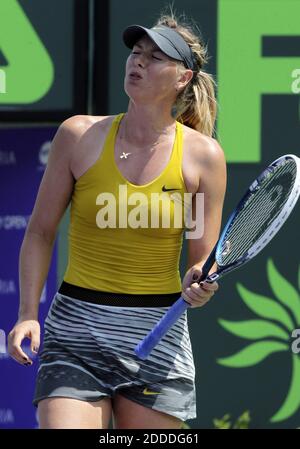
[{"left": 134, "top": 54, "right": 146, "bottom": 68}]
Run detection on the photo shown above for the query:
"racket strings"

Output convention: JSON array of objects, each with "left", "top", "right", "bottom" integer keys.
[{"left": 218, "top": 159, "right": 297, "bottom": 265}]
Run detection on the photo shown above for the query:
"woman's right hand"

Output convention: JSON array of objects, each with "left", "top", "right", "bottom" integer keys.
[{"left": 7, "top": 319, "right": 41, "bottom": 366}]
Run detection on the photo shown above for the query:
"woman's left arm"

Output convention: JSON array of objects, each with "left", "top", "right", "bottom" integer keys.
[{"left": 181, "top": 137, "right": 227, "bottom": 308}]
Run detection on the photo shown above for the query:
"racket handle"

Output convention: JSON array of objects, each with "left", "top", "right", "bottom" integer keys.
[
  {"left": 135, "top": 246, "right": 218, "bottom": 360},
  {"left": 134, "top": 297, "right": 190, "bottom": 360}
]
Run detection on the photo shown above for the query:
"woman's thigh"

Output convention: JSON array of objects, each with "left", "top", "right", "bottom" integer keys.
[
  {"left": 38, "top": 396, "right": 112, "bottom": 429},
  {"left": 112, "top": 394, "right": 182, "bottom": 429}
]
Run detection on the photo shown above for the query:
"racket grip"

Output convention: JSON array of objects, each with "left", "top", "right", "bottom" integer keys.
[{"left": 134, "top": 297, "right": 190, "bottom": 360}]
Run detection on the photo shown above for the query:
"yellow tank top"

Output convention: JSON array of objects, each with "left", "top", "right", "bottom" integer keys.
[{"left": 63, "top": 113, "right": 189, "bottom": 294}]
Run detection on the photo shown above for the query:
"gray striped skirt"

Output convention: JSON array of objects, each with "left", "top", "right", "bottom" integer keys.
[{"left": 33, "top": 291, "right": 196, "bottom": 421}]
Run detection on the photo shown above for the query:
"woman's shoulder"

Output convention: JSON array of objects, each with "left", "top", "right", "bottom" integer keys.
[
  {"left": 181, "top": 123, "right": 225, "bottom": 166},
  {"left": 61, "top": 115, "right": 120, "bottom": 179},
  {"left": 60, "top": 114, "right": 116, "bottom": 137}
]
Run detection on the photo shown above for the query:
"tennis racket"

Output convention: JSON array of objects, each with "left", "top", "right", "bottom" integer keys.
[{"left": 135, "top": 154, "right": 300, "bottom": 360}]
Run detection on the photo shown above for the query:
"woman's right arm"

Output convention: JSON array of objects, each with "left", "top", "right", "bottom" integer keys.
[{"left": 7, "top": 115, "right": 90, "bottom": 365}]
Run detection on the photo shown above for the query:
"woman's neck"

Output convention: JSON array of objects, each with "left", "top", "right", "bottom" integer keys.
[{"left": 123, "top": 104, "right": 176, "bottom": 147}]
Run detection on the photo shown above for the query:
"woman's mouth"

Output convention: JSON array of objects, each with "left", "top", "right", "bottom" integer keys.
[{"left": 129, "top": 71, "right": 143, "bottom": 80}]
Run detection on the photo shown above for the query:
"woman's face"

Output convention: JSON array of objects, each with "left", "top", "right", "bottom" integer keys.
[{"left": 124, "top": 35, "right": 180, "bottom": 106}]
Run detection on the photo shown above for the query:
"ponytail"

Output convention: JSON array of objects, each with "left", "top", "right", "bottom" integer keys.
[{"left": 155, "top": 13, "right": 217, "bottom": 137}]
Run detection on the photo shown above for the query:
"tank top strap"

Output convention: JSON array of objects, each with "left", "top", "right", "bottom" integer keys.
[
  {"left": 167, "top": 119, "right": 184, "bottom": 170},
  {"left": 99, "top": 112, "right": 125, "bottom": 165}
]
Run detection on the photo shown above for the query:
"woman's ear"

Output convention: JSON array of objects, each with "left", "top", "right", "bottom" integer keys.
[{"left": 176, "top": 69, "right": 194, "bottom": 92}]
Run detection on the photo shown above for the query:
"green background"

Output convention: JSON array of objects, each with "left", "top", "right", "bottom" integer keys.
[{"left": 1, "top": 0, "right": 299, "bottom": 429}]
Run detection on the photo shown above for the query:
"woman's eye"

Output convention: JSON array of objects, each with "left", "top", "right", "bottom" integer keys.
[{"left": 131, "top": 51, "right": 162, "bottom": 60}]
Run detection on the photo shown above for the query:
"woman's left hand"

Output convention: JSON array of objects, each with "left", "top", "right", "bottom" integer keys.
[{"left": 181, "top": 264, "right": 219, "bottom": 308}]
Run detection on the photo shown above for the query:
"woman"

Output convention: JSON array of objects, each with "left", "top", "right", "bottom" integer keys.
[{"left": 7, "top": 14, "right": 226, "bottom": 429}]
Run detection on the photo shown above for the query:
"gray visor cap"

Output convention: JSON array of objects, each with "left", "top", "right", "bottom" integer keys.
[{"left": 123, "top": 25, "right": 196, "bottom": 71}]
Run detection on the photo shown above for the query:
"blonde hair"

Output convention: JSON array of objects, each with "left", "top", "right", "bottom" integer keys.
[{"left": 154, "top": 12, "right": 217, "bottom": 137}]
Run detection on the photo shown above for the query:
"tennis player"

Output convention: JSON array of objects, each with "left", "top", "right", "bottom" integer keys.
[{"left": 7, "top": 14, "right": 226, "bottom": 429}]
